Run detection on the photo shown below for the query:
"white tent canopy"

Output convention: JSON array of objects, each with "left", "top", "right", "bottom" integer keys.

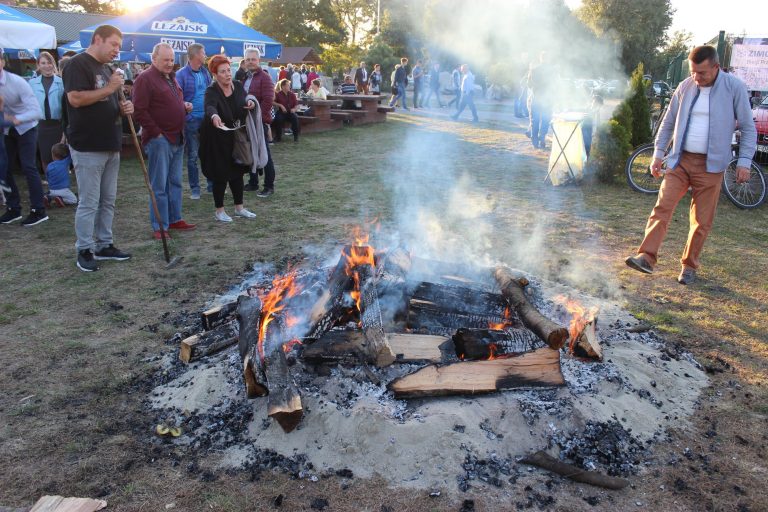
[{"left": 0, "top": 4, "right": 57, "bottom": 50}]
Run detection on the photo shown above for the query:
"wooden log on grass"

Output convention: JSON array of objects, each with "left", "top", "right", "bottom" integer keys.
[
  {"left": 452, "top": 327, "right": 543, "bottom": 360},
  {"left": 493, "top": 266, "right": 567, "bottom": 350},
  {"left": 519, "top": 450, "right": 629, "bottom": 490},
  {"left": 236, "top": 295, "right": 268, "bottom": 398},
  {"left": 179, "top": 321, "right": 238, "bottom": 364},
  {"left": 263, "top": 317, "right": 303, "bottom": 432},
  {"left": 388, "top": 347, "right": 564, "bottom": 398}
]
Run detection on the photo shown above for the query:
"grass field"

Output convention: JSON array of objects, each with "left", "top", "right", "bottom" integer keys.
[{"left": 0, "top": 109, "right": 766, "bottom": 511}]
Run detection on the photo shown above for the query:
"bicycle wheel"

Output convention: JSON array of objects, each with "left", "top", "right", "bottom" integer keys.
[
  {"left": 626, "top": 143, "right": 665, "bottom": 194},
  {"left": 722, "top": 160, "right": 767, "bottom": 209}
]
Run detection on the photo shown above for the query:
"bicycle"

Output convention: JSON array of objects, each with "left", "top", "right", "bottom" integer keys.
[{"left": 625, "top": 98, "right": 767, "bottom": 208}]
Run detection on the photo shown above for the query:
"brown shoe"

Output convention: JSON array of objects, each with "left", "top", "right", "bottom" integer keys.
[
  {"left": 677, "top": 267, "right": 696, "bottom": 285},
  {"left": 625, "top": 255, "right": 653, "bottom": 274}
]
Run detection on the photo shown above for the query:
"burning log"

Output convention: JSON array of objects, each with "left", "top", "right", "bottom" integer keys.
[
  {"left": 555, "top": 295, "right": 602, "bottom": 361},
  {"left": 519, "top": 450, "right": 629, "bottom": 490},
  {"left": 179, "top": 321, "right": 238, "bottom": 364},
  {"left": 201, "top": 301, "right": 238, "bottom": 331},
  {"left": 408, "top": 300, "right": 510, "bottom": 333},
  {"left": 236, "top": 295, "right": 268, "bottom": 398},
  {"left": 452, "top": 327, "right": 543, "bottom": 360},
  {"left": 263, "top": 316, "right": 303, "bottom": 432},
  {"left": 306, "top": 249, "right": 353, "bottom": 339},
  {"left": 574, "top": 317, "right": 601, "bottom": 360},
  {"left": 357, "top": 263, "right": 396, "bottom": 366},
  {"left": 493, "top": 266, "right": 568, "bottom": 350},
  {"left": 410, "top": 281, "right": 512, "bottom": 320},
  {"left": 302, "top": 330, "right": 450, "bottom": 363},
  {"left": 387, "top": 348, "right": 564, "bottom": 398}
]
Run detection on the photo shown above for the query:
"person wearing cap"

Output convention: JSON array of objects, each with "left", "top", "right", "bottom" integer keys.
[{"left": 0, "top": 47, "right": 47, "bottom": 227}]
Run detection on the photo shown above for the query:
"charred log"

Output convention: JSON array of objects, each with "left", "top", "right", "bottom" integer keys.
[
  {"left": 201, "top": 301, "right": 238, "bottom": 331},
  {"left": 407, "top": 301, "right": 509, "bottom": 334},
  {"left": 388, "top": 348, "right": 564, "bottom": 398},
  {"left": 264, "top": 317, "right": 303, "bottom": 432},
  {"left": 179, "top": 321, "right": 238, "bottom": 364},
  {"left": 302, "top": 330, "right": 450, "bottom": 364},
  {"left": 519, "top": 450, "right": 629, "bottom": 490},
  {"left": 236, "top": 295, "right": 267, "bottom": 397},
  {"left": 357, "top": 263, "right": 395, "bottom": 366},
  {"left": 409, "top": 281, "right": 514, "bottom": 320},
  {"left": 306, "top": 249, "right": 353, "bottom": 339},
  {"left": 452, "top": 327, "right": 543, "bottom": 360},
  {"left": 493, "top": 266, "right": 567, "bottom": 350}
]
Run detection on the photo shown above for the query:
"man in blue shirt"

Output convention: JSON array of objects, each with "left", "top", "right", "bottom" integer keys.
[
  {"left": 450, "top": 64, "right": 479, "bottom": 123},
  {"left": 175, "top": 43, "right": 211, "bottom": 199}
]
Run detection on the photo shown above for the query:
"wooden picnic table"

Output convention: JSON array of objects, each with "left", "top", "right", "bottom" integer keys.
[
  {"left": 297, "top": 98, "right": 343, "bottom": 133},
  {"left": 326, "top": 94, "right": 389, "bottom": 124}
]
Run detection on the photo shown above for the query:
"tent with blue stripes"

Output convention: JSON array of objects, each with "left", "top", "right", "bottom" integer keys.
[
  {"left": 0, "top": 4, "right": 56, "bottom": 56},
  {"left": 78, "top": 0, "right": 281, "bottom": 61}
]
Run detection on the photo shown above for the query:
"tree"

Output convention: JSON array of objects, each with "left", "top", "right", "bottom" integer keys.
[
  {"left": 650, "top": 30, "right": 692, "bottom": 79},
  {"left": 17, "top": 0, "right": 123, "bottom": 14},
  {"left": 577, "top": 0, "right": 674, "bottom": 73},
  {"left": 242, "top": 0, "right": 346, "bottom": 48},
  {"left": 329, "top": 0, "right": 375, "bottom": 45},
  {"left": 364, "top": 36, "right": 398, "bottom": 87},
  {"left": 627, "top": 63, "right": 652, "bottom": 147},
  {"left": 320, "top": 43, "right": 364, "bottom": 79}
]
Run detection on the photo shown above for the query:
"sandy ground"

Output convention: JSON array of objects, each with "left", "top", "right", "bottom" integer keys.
[{"left": 148, "top": 269, "right": 708, "bottom": 496}]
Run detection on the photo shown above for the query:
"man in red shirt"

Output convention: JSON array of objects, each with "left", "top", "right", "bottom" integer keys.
[
  {"left": 132, "top": 42, "right": 196, "bottom": 238},
  {"left": 242, "top": 48, "right": 277, "bottom": 197},
  {"left": 273, "top": 79, "right": 300, "bottom": 142}
]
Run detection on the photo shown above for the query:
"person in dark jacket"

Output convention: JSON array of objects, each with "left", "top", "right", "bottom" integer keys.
[
  {"left": 273, "top": 79, "right": 299, "bottom": 142},
  {"left": 198, "top": 54, "right": 258, "bottom": 222},
  {"left": 388, "top": 58, "right": 409, "bottom": 110},
  {"left": 242, "top": 48, "right": 276, "bottom": 196},
  {"left": 421, "top": 62, "right": 444, "bottom": 108}
]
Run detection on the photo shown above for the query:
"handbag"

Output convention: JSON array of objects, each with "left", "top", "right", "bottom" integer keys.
[{"left": 232, "top": 126, "right": 253, "bottom": 167}]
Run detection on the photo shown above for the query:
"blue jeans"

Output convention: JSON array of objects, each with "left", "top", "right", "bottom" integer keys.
[
  {"left": 389, "top": 84, "right": 407, "bottom": 109},
  {"left": 184, "top": 116, "right": 210, "bottom": 194},
  {"left": 529, "top": 100, "right": 552, "bottom": 148},
  {"left": 145, "top": 135, "right": 183, "bottom": 231},
  {"left": 422, "top": 86, "right": 443, "bottom": 107},
  {"left": 4, "top": 126, "right": 45, "bottom": 211},
  {"left": 455, "top": 92, "right": 478, "bottom": 121}
]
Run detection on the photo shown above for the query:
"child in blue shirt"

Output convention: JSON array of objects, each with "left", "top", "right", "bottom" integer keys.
[{"left": 45, "top": 143, "right": 77, "bottom": 207}]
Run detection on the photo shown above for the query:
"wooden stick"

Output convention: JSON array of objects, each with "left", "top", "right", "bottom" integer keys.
[
  {"left": 236, "top": 295, "right": 267, "bottom": 397},
  {"left": 493, "top": 266, "right": 568, "bottom": 350},
  {"left": 179, "top": 321, "right": 238, "bottom": 364},
  {"left": 519, "top": 450, "right": 629, "bottom": 490},
  {"left": 264, "top": 317, "right": 303, "bottom": 432},
  {"left": 357, "top": 263, "right": 395, "bottom": 366}
]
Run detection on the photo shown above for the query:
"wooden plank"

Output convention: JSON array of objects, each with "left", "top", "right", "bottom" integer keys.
[
  {"left": 387, "top": 347, "right": 564, "bottom": 398},
  {"left": 302, "top": 331, "right": 448, "bottom": 363},
  {"left": 179, "top": 321, "right": 238, "bottom": 364},
  {"left": 387, "top": 333, "right": 449, "bottom": 362},
  {"left": 30, "top": 496, "right": 107, "bottom": 512}
]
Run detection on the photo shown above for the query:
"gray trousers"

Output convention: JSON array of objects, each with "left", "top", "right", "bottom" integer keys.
[{"left": 71, "top": 148, "right": 120, "bottom": 252}]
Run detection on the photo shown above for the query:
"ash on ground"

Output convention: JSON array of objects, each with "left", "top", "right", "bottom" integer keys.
[{"left": 146, "top": 269, "right": 707, "bottom": 495}]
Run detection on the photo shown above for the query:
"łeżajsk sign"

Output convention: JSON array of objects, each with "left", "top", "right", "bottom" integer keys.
[
  {"left": 154, "top": 17, "right": 266, "bottom": 56},
  {"left": 730, "top": 38, "right": 768, "bottom": 91}
]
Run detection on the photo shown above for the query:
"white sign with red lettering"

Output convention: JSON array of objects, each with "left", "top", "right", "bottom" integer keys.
[{"left": 731, "top": 43, "right": 768, "bottom": 91}]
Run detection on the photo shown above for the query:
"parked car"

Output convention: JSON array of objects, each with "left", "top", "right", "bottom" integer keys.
[
  {"left": 652, "top": 81, "right": 671, "bottom": 97},
  {"left": 753, "top": 95, "right": 768, "bottom": 155}
]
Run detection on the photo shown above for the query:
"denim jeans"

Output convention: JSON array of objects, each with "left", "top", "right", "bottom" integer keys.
[
  {"left": 529, "top": 100, "right": 552, "bottom": 147},
  {"left": 145, "top": 135, "right": 184, "bottom": 231},
  {"left": 4, "top": 126, "right": 45, "bottom": 211},
  {"left": 422, "top": 86, "right": 443, "bottom": 107},
  {"left": 71, "top": 148, "right": 120, "bottom": 252},
  {"left": 389, "top": 84, "right": 407, "bottom": 109},
  {"left": 184, "top": 116, "right": 210, "bottom": 194},
  {"left": 455, "top": 92, "right": 478, "bottom": 121}
]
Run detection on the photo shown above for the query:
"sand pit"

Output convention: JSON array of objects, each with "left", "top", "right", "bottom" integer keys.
[{"left": 147, "top": 273, "right": 707, "bottom": 494}]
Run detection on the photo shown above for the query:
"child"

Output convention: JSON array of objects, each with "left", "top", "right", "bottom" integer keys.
[{"left": 45, "top": 143, "right": 77, "bottom": 207}]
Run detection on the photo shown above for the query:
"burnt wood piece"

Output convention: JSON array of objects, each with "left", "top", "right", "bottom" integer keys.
[
  {"left": 407, "top": 301, "right": 508, "bottom": 334},
  {"left": 264, "top": 317, "right": 303, "bottom": 432},
  {"left": 493, "top": 266, "right": 567, "bottom": 350},
  {"left": 179, "top": 321, "right": 238, "bottom": 364},
  {"left": 519, "top": 450, "right": 629, "bottom": 490},
  {"left": 387, "top": 347, "right": 564, "bottom": 398},
  {"left": 409, "top": 281, "right": 515, "bottom": 321},
  {"left": 375, "top": 247, "right": 412, "bottom": 282},
  {"left": 573, "top": 318, "right": 602, "bottom": 361},
  {"left": 306, "top": 248, "right": 354, "bottom": 339},
  {"left": 357, "top": 263, "right": 396, "bottom": 366},
  {"left": 236, "top": 295, "right": 267, "bottom": 398},
  {"left": 375, "top": 248, "right": 412, "bottom": 328},
  {"left": 301, "top": 330, "right": 450, "bottom": 363},
  {"left": 201, "top": 301, "right": 238, "bottom": 331},
  {"left": 453, "top": 328, "right": 543, "bottom": 360}
]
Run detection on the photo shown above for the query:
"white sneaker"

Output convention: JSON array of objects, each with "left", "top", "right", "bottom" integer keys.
[
  {"left": 215, "top": 211, "right": 233, "bottom": 222},
  {"left": 235, "top": 208, "right": 257, "bottom": 219}
]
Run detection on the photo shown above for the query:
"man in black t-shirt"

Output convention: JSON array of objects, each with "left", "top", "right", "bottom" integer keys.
[{"left": 63, "top": 25, "right": 134, "bottom": 272}]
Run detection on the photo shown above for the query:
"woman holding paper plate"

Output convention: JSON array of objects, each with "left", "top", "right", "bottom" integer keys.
[{"left": 199, "top": 54, "right": 267, "bottom": 222}]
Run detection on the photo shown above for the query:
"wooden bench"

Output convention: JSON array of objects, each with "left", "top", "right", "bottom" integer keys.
[
  {"left": 377, "top": 106, "right": 395, "bottom": 113},
  {"left": 298, "top": 115, "right": 319, "bottom": 127}
]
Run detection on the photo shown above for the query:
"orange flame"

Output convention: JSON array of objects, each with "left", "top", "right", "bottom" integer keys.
[
  {"left": 282, "top": 338, "right": 303, "bottom": 353},
  {"left": 488, "top": 306, "right": 513, "bottom": 330},
  {"left": 342, "top": 226, "right": 377, "bottom": 318},
  {"left": 554, "top": 295, "right": 599, "bottom": 352},
  {"left": 257, "top": 269, "right": 302, "bottom": 361},
  {"left": 487, "top": 343, "right": 498, "bottom": 360}
]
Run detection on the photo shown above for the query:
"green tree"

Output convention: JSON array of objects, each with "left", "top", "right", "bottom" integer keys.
[
  {"left": 18, "top": 0, "right": 123, "bottom": 14},
  {"left": 329, "top": 0, "right": 375, "bottom": 45},
  {"left": 320, "top": 42, "right": 363, "bottom": 78},
  {"left": 588, "top": 119, "right": 632, "bottom": 183},
  {"left": 627, "top": 63, "right": 652, "bottom": 147},
  {"left": 650, "top": 30, "right": 692, "bottom": 79},
  {"left": 364, "top": 36, "right": 398, "bottom": 87},
  {"left": 577, "top": 0, "right": 674, "bottom": 73},
  {"left": 243, "top": 0, "right": 346, "bottom": 48}
]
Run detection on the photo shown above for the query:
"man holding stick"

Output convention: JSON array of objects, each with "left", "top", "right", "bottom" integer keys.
[
  {"left": 63, "top": 25, "right": 133, "bottom": 272},
  {"left": 625, "top": 46, "right": 756, "bottom": 285}
]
